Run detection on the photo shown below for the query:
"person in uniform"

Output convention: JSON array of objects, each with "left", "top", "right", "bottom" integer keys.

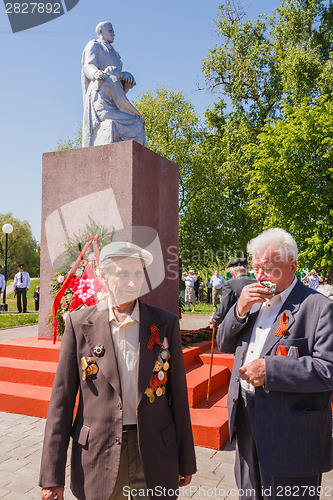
[
  {"left": 40, "top": 241, "right": 196, "bottom": 500},
  {"left": 13, "top": 264, "right": 30, "bottom": 313}
]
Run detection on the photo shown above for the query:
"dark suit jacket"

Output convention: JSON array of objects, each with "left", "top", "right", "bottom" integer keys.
[
  {"left": 211, "top": 274, "right": 256, "bottom": 327},
  {"left": 39, "top": 300, "right": 196, "bottom": 500},
  {"left": 217, "top": 279, "right": 333, "bottom": 477}
]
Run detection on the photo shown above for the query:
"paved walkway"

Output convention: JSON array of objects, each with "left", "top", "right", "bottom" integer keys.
[{"left": 0, "top": 325, "right": 332, "bottom": 498}]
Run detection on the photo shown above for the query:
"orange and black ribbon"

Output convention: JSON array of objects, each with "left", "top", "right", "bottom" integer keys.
[
  {"left": 274, "top": 311, "right": 289, "bottom": 337},
  {"left": 147, "top": 325, "right": 163, "bottom": 350}
]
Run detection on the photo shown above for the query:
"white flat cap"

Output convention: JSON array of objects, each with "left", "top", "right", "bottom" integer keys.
[{"left": 100, "top": 241, "right": 153, "bottom": 267}]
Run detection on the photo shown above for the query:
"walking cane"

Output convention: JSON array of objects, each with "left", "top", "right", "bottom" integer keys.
[{"left": 206, "top": 326, "right": 217, "bottom": 406}]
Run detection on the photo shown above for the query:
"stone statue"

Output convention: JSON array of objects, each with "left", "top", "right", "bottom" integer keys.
[{"left": 81, "top": 21, "right": 146, "bottom": 148}]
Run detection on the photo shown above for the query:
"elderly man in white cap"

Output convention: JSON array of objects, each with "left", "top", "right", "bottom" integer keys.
[{"left": 40, "top": 241, "right": 196, "bottom": 500}]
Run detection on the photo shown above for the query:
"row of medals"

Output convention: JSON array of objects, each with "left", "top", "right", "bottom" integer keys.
[{"left": 145, "top": 347, "right": 170, "bottom": 403}]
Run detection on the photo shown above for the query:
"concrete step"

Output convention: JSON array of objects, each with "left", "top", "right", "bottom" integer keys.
[
  {"left": 0, "top": 356, "right": 57, "bottom": 386},
  {"left": 0, "top": 336, "right": 60, "bottom": 362},
  {"left": 0, "top": 380, "right": 51, "bottom": 418},
  {"left": 186, "top": 362, "right": 230, "bottom": 407}
]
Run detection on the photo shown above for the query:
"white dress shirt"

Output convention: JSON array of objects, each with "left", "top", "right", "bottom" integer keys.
[
  {"left": 108, "top": 299, "right": 140, "bottom": 425},
  {"left": 13, "top": 271, "right": 30, "bottom": 290},
  {"left": 183, "top": 275, "right": 196, "bottom": 287},
  {"left": 241, "top": 277, "right": 297, "bottom": 392},
  {"left": 210, "top": 275, "right": 225, "bottom": 289}
]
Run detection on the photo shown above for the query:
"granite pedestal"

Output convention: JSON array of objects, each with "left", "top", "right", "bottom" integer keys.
[{"left": 39, "top": 141, "right": 179, "bottom": 339}]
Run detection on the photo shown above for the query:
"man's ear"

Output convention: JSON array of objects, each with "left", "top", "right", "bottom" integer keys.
[
  {"left": 99, "top": 268, "right": 106, "bottom": 281},
  {"left": 291, "top": 259, "right": 298, "bottom": 274}
]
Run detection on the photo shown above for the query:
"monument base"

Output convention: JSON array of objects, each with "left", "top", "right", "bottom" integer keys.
[{"left": 39, "top": 141, "right": 179, "bottom": 339}]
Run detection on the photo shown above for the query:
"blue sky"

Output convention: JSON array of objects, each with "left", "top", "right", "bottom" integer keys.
[{"left": 0, "top": 0, "right": 281, "bottom": 241}]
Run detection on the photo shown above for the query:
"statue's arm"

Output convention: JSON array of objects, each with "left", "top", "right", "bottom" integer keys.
[{"left": 82, "top": 41, "right": 105, "bottom": 81}]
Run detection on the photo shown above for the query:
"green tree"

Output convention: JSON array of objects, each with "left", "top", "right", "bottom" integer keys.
[
  {"left": 0, "top": 213, "right": 40, "bottom": 278},
  {"left": 248, "top": 96, "right": 333, "bottom": 278},
  {"left": 199, "top": 0, "right": 333, "bottom": 270}
]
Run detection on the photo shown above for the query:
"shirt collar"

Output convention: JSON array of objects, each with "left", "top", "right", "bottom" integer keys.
[
  {"left": 277, "top": 276, "right": 297, "bottom": 304},
  {"left": 108, "top": 298, "right": 140, "bottom": 325}
]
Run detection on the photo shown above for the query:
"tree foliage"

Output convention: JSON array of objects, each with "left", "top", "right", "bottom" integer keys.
[
  {"left": 0, "top": 213, "right": 40, "bottom": 278},
  {"left": 248, "top": 96, "right": 333, "bottom": 277},
  {"left": 200, "top": 0, "right": 333, "bottom": 276}
]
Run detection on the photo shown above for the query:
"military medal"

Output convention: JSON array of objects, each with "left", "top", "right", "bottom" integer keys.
[
  {"left": 276, "top": 345, "right": 288, "bottom": 356},
  {"left": 287, "top": 346, "right": 299, "bottom": 358},
  {"left": 156, "top": 387, "right": 163, "bottom": 397},
  {"left": 163, "top": 361, "right": 169, "bottom": 371},
  {"left": 81, "top": 356, "right": 99, "bottom": 379},
  {"left": 94, "top": 344, "right": 105, "bottom": 357},
  {"left": 154, "top": 361, "right": 162, "bottom": 372}
]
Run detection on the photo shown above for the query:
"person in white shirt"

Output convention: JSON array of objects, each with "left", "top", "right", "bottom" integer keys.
[
  {"left": 302, "top": 269, "right": 320, "bottom": 290},
  {"left": 13, "top": 264, "right": 30, "bottom": 313},
  {"left": 182, "top": 269, "right": 197, "bottom": 312},
  {"left": 210, "top": 269, "right": 225, "bottom": 309},
  {"left": 0, "top": 266, "right": 5, "bottom": 298}
]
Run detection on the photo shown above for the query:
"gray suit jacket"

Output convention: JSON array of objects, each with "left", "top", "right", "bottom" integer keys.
[
  {"left": 39, "top": 301, "right": 196, "bottom": 500},
  {"left": 217, "top": 279, "right": 333, "bottom": 477},
  {"left": 211, "top": 274, "right": 256, "bottom": 327}
]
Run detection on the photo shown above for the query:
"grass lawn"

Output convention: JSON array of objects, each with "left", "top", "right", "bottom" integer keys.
[
  {"left": 0, "top": 314, "right": 39, "bottom": 328},
  {"left": 0, "top": 278, "right": 40, "bottom": 328},
  {"left": 182, "top": 301, "right": 215, "bottom": 315}
]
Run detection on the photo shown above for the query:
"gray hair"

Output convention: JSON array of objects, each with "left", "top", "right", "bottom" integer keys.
[
  {"left": 228, "top": 265, "right": 248, "bottom": 276},
  {"left": 247, "top": 228, "right": 298, "bottom": 261}
]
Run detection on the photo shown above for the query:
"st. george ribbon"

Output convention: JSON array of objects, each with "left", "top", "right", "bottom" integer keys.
[{"left": 4, "top": 0, "right": 80, "bottom": 33}]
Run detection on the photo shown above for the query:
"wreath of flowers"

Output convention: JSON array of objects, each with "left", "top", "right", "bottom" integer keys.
[{"left": 50, "top": 220, "right": 112, "bottom": 337}]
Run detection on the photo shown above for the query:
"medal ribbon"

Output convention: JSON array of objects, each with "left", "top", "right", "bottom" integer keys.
[
  {"left": 274, "top": 311, "right": 289, "bottom": 337},
  {"left": 147, "top": 325, "right": 163, "bottom": 350}
]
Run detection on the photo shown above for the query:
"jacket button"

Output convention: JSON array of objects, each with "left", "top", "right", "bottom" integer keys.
[
  {"left": 233, "top": 398, "right": 238, "bottom": 404},
  {"left": 117, "top": 403, "right": 122, "bottom": 410},
  {"left": 115, "top": 438, "right": 121, "bottom": 445},
  {"left": 235, "top": 377, "right": 239, "bottom": 383}
]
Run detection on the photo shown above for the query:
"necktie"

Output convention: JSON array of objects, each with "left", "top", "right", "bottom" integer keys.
[{"left": 21, "top": 273, "right": 23, "bottom": 283}]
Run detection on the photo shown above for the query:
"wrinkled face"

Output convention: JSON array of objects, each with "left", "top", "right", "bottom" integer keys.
[
  {"left": 252, "top": 246, "right": 297, "bottom": 294},
  {"left": 102, "top": 257, "right": 145, "bottom": 306},
  {"left": 100, "top": 23, "right": 115, "bottom": 43},
  {"left": 214, "top": 270, "right": 219, "bottom": 277}
]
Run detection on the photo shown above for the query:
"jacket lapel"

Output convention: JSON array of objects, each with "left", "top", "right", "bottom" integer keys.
[
  {"left": 137, "top": 301, "right": 167, "bottom": 405},
  {"left": 260, "top": 279, "right": 305, "bottom": 357},
  {"left": 80, "top": 301, "right": 121, "bottom": 397}
]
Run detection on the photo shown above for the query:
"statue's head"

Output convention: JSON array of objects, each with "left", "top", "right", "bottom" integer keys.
[{"left": 96, "top": 21, "right": 114, "bottom": 44}]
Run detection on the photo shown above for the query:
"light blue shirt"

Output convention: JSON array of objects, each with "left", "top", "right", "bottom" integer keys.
[{"left": 0, "top": 274, "right": 5, "bottom": 292}]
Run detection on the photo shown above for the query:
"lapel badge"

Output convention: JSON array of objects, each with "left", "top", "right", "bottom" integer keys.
[{"left": 94, "top": 344, "right": 105, "bottom": 357}]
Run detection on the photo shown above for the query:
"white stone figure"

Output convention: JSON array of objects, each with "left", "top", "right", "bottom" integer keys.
[{"left": 81, "top": 21, "right": 146, "bottom": 148}]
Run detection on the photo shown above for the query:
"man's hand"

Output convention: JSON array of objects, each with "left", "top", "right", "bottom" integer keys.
[
  {"left": 179, "top": 475, "right": 192, "bottom": 487},
  {"left": 239, "top": 359, "right": 266, "bottom": 387},
  {"left": 209, "top": 313, "right": 215, "bottom": 326},
  {"left": 41, "top": 486, "right": 64, "bottom": 500},
  {"left": 236, "top": 283, "right": 272, "bottom": 317}
]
